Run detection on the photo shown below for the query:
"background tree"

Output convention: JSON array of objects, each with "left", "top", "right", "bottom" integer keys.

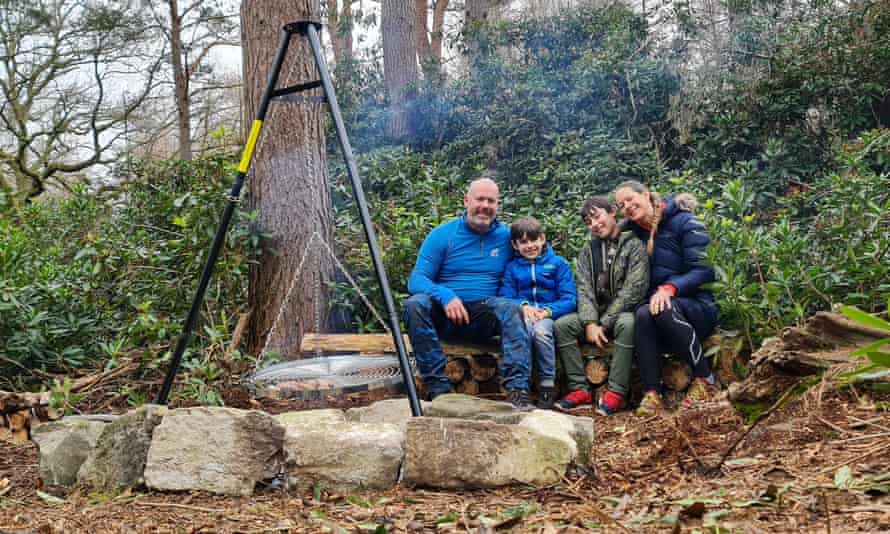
[
  {"left": 146, "top": 0, "right": 241, "bottom": 160},
  {"left": 415, "top": 0, "right": 449, "bottom": 76},
  {"left": 240, "top": 0, "right": 335, "bottom": 356},
  {"left": 0, "top": 0, "right": 161, "bottom": 208},
  {"left": 382, "top": 0, "right": 418, "bottom": 139},
  {"left": 325, "top": 0, "right": 354, "bottom": 64}
]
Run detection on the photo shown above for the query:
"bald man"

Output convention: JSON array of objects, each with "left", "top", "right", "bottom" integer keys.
[{"left": 404, "top": 175, "right": 534, "bottom": 410}]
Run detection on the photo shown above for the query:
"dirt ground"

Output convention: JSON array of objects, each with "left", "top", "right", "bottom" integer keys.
[{"left": 1, "top": 375, "right": 889, "bottom": 534}]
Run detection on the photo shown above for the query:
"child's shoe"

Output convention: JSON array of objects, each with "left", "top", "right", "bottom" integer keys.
[
  {"left": 595, "top": 389, "right": 626, "bottom": 416},
  {"left": 506, "top": 389, "right": 535, "bottom": 411},
  {"left": 682, "top": 378, "right": 719, "bottom": 408},
  {"left": 555, "top": 389, "right": 593, "bottom": 411},
  {"left": 635, "top": 390, "right": 663, "bottom": 416}
]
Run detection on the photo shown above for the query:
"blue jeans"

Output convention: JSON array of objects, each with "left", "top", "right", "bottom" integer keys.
[
  {"left": 403, "top": 294, "right": 532, "bottom": 395},
  {"left": 527, "top": 317, "right": 555, "bottom": 389}
]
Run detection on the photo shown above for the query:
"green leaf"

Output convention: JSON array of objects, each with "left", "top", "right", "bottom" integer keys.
[
  {"left": 865, "top": 351, "right": 890, "bottom": 368},
  {"left": 834, "top": 466, "right": 854, "bottom": 489},
  {"left": 434, "top": 513, "right": 458, "bottom": 525},
  {"left": 703, "top": 509, "right": 732, "bottom": 528},
  {"left": 851, "top": 338, "right": 890, "bottom": 357},
  {"left": 347, "top": 495, "right": 372, "bottom": 508},
  {"left": 841, "top": 306, "right": 890, "bottom": 332},
  {"left": 36, "top": 490, "right": 65, "bottom": 505}
]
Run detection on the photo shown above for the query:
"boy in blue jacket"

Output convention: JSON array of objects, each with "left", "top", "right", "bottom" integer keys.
[{"left": 499, "top": 217, "right": 577, "bottom": 409}]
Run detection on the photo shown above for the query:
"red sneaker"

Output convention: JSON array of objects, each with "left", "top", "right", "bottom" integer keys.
[
  {"left": 555, "top": 389, "right": 593, "bottom": 411},
  {"left": 595, "top": 389, "right": 626, "bottom": 416}
]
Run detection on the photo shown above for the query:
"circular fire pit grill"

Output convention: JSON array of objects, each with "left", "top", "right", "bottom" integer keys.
[{"left": 244, "top": 354, "right": 407, "bottom": 399}]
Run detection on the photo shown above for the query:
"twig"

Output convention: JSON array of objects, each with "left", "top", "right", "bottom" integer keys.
[
  {"left": 829, "top": 431, "right": 890, "bottom": 445},
  {"left": 847, "top": 416, "right": 890, "bottom": 433},
  {"left": 822, "top": 492, "right": 832, "bottom": 534},
  {"left": 671, "top": 416, "right": 708, "bottom": 472},
  {"left": 818, "top": 442, "right": 890, "bottom": 474},
  {"left": 131, "top": 501, "right": 226, "bottom": 513},
  {"left": 561, "top": 476, "right": 632, "bottom": 533},
  {"left": 814, "top": 416, "right": 852, "bottom": 436},
  {"left": 709, "top": 381, "right": 800, "bottom": 474}
]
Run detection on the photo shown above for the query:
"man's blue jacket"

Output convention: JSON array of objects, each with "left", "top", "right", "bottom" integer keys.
[
  {"left": 407, "top": 214, "right": 512, "bottom": 305},
  {"left": 498, "top": 244, "right": 577, "bottom": 319}
]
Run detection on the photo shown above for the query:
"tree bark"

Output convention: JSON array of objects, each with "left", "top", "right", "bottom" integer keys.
[
  {"left": 382, "top": 0, "right": 418, "bottom": 139},
  {"left": 241, "top": 0, "right": 334, "bottom": 357},
  {"left": 168, "top": 0, "right": 193, "bottom": 161}
]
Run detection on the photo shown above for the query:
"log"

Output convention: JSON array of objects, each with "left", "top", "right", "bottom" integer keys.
[
  {"left": 585, "top": 359, "right": 610, "bottom": 385},
  {"left": 455, "top": 379, "right": 479, "bottom": 396},
  {"left": 468, "top": 354, "right": 499, "bottom": 382},
  {"left": 300, "top": 333, "right": 498, "bottom": 357},
  {"left": 477, "top": 377, "right": 503, "bottom": 395},
  {"left": 663, "top": 359, "right": 692, "bottom": 391},
  {"left": 445, "top": 358, "right": 469, "bottom": 384},
  {"left": 729, "top": 312, "right": 885, "bottom": 403},
  {"left": 8, "top": 410, "right": 30, "bottom": 443}
]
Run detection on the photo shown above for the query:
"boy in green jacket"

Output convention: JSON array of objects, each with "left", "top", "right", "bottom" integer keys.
[{"left": 554, "top": 196, "right": 649, "bottom": 415}]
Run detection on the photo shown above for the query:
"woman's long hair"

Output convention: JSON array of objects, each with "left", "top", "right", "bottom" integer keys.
[{"left": 615, "top": 180, "right": 661, "bottom": 256}]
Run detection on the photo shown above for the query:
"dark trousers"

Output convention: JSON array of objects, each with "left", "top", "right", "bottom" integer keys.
[
  {"left": 634, "top": 297, "right": 716, "bottom": 392},
  {"left": 403, "top": 294, "right": 532, "bottom": 395}
]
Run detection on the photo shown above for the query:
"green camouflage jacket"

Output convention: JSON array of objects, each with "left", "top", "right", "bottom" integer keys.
[{"left": 575, "top": 230, "right": 649, "bottom": 331}]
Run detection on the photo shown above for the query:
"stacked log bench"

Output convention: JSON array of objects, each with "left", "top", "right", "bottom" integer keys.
[{"left": 299, "top": 331, "right": 744, "bottom": 397}]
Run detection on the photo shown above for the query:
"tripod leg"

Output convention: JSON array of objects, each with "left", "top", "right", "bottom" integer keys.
[{"left": 156, "top": 29, "right": 294, "bottom": 405}]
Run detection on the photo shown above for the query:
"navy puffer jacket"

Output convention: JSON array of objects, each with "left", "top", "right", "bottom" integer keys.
[{"left": 625, "top": 194, "right": 717, "bottom": 333}]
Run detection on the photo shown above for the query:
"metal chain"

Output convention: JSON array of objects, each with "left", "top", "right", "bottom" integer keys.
[{"left": 256, "top": 231, "right": 392, "bottom": 370}]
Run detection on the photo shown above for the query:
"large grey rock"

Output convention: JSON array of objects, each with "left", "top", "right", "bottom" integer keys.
[
  {"left": 403, "top": 417, "right": 573, "bottom": 488},
  {"left": 77, "top": 405, "right": 166, "bottom": 491},
  {"left": 31, "top": 418, "right": 108, "bottom": 486},
  {"left": 345, "top": 398, "right": 429, "bottom": 429},
  {"left": 423, "top": 393, "right": 516, "bottom": 419},
  {"left": 144, "top": 407, "right": 285, "bottom": 496},
  {"left": 518, "top": 410, "right": 594, "bottom": 466},
  {"left": 279, "top": 411, "right": 404, "bottom": 493},
  {"left": 275, "top": 409, "right": 345, "bottom": 426}
]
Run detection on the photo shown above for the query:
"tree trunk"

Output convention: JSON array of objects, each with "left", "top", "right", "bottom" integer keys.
[
  {"left": 415, "top": 0, "right": 432, "bottom": 62},
  {"left": 241, "top": 0, "right": 334, "bottom": 357},
  {"left": 168, "top": 0, "right": 193, "bottom": 161},
  {"left": 430, "top": 0, "right": 448, "bottom": 64},
  {"left": 327, "top": 0, "right": 354, "bottom": 64},
  {"left": 382, "top": 0, "right": 418, "bottom": 139},
  {"left": 464, "top": 0, "right": 508, "bottom": 29}
]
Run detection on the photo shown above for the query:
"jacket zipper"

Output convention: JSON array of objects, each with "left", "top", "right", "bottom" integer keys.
[{"left": 531, "top": 261, "right": 538, "bottom": 307}]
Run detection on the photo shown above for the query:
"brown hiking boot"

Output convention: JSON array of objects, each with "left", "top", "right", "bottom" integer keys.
[
  {"left": 635, "top": 390, "right": 663, "bottom": 416},
  {"left": 682, "top": 378, "right": 719, "bottom": 408}
]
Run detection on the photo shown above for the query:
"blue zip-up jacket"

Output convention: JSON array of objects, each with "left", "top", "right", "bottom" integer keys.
[
  {"left": 498, "top": 244, "right": 577, "bottom": 320},
  {"left": 625, "top": 193, "right": 717, "bottom": 333},
  {"left": 407, "top": 214, "right": 512, "bottom": 305}
]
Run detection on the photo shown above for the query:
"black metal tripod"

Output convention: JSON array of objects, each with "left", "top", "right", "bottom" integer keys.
[{"left": 156, "top": 20, "right": 423, "bottom": 417}]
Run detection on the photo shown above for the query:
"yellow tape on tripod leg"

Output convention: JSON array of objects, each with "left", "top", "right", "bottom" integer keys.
[{"left": 237, "top": 120, "right": 263, "bottom": 173}]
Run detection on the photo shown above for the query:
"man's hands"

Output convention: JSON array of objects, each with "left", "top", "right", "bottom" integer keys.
[
  {"left": 585, "top": 323, "right": 609, "bottom": 348},
  {"left": 444, "top": 298, "right": 470, "bottom": 325},
  {"left": 649, "top": 287, "right": 674, "bottom": 315},
  {"left": 523, "top": 305, "right": 550, "bottom": 323}
]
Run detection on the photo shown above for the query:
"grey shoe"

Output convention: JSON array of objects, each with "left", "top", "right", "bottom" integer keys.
[
  {"left": 506, "top": 389, "right": 535, "bottom": 411},
  {"left": 536, "top": 387, "right": 555, "bottom": 410}
]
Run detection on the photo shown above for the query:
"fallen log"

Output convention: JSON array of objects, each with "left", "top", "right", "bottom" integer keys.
[
  {"left": 728, "top": 312, "right": 885, "bottom": 404},
  {"left": 300, "top": 333, "right": 498, "bottom": 357}
]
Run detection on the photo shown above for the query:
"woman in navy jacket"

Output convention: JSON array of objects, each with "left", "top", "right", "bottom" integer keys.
[{"left": 614, "top": 180, "right": 718, "bottom": 414}]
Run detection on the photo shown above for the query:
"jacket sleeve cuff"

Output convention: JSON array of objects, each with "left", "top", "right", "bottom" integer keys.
[{"left": 659, "top": 284, "right": 677, "bottom": 296}]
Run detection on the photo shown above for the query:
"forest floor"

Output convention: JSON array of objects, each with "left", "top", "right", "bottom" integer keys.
[{"left": 1, "top": 352, "right": 889, "bottom": 533}]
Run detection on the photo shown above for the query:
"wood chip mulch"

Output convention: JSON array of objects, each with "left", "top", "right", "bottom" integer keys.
[{"left": 1, "top": 379, "right": 889, "bottom": 533}]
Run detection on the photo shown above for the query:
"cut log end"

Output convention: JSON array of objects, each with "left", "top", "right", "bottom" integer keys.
[
  {"left": 585, "top": 359, "right": 610, "bottom": 385},
  {"left": 455, "top": 379, "right": 479, "bottom": 396},
  {"left": 468, "top": 354, "right": 499, "bottom": 382},
  {"left": 663, "top": 359, "right": 692, "bottom": 391},
  {"left": 445, "top": 358, "right": 469, "bottom": 384}
]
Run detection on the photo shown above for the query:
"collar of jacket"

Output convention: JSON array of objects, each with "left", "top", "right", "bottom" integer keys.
[{"left": 459, "top": 211, "right": 501, "bottom": 235}]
